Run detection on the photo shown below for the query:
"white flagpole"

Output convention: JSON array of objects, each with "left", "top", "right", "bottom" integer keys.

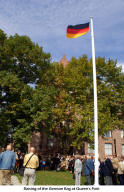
[{"left": 90, "top": 16, "right": 99, "bottom": 185}]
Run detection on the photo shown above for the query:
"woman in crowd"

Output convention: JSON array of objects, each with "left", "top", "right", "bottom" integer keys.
[{"left": 117, "top": 156, "right": 124, "bottom": 185}]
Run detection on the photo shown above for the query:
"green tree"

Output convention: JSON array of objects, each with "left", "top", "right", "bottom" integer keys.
[
  {"left": 0, "top": 32, "right": 50, "bottom": 84},
  {"left": 51, "top": 55, "right": 124, "bottom": 150},
  {"left": 0, "top": 30, "right": 51, "bottom": 149},
  {"left": 96, "top": 57, "right": 124, "bottom": 135},
  {"left": 0, "top": 28, "right": 124, "bottom": 153}
]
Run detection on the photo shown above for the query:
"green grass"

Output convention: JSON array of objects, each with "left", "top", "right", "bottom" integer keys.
[{"left": 16, "top": 170, "right": 88, "bottom": 185}]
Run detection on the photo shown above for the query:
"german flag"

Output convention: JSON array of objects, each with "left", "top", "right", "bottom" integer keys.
[{"left": 66, "top": 22, "right": 89, "bottom": 38}]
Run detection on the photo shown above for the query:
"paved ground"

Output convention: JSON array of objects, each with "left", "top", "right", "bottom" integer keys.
[{"left": 11, "top": 175, "right": 21, "bottom": 185}]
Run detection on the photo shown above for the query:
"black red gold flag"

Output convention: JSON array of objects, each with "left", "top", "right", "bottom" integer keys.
[{"left": 66, "top": 22, "right": 89, "bottom": 38}]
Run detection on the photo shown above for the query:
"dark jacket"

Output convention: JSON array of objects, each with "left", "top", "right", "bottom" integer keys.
[
  {"left": 104, "top": 158, "right": 114, "bottom": 176},
  {"left": 99, "top": 161, "right": 105, "bottom": 176}
]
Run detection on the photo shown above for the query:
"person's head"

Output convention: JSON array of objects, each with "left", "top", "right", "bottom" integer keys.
[
  {"left": 75, "top": 154, "right": 81, "bottom": 159},
  {"left": 6, "top": 145, "right": 12, "bottom": 151},
  {"left": 99, "top": 158, "right": 103, "bottom": 162},
  {"left": 30, "top": 147, "right": 36, "bottom": 154},
  {"left": 86, "top": 155, "right": 91, "bottom": 160},
  {"left": 105, "top": 155, "right": 109, "bottom": 160},
  {"left": 109, "top": 156, "right": 112, "bottom": 160},
  {"left": 113, "top": 153, "right": 117, "bottom": 158},
  {"left": 91, "top": 156, "right": 94, "bottom": 160}
]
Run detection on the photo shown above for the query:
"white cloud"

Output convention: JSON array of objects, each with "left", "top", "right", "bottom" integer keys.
[{"left": 117, "top": 63, "right": 124, "bottom": 72}]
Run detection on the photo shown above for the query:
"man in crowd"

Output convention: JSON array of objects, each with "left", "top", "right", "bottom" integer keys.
[
  {"left": 22, "top": 147, "right": 39, "bottom": 185},
  {"left": 0, "top": 144, "right": 16, "bottom": 185},
  {"left": 84, "top": 155, "right": 94, "bottom": 185},
  {"left": 104, "top": 155, "right": 114, "bottom": 185},
  {"left": 111, "top": 153, "right": 119, "bottom": 185},
  {"left": 74, "top": 154, "right": 82, "bottom": 185}
]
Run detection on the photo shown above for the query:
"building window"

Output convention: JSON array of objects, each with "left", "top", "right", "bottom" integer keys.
[
  {"left": 121, "top": 130, "right": 124, "bottom": 138},
  {"left": 104, "top": 131, "right": 111, "bottom": 138},
  {"left": 105, "top": 143, "right": 112, "bottom": 155},
  {"left": 88, "top": 144, "right": 94, "bottom": 154},
  {"left": 122, "top": 145, "right": 124, "bottom": 156}
]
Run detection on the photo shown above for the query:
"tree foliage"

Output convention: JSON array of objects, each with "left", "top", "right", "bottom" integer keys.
[
  {"left": 51, "top": 55, "right": 124, "bottom": 150},
  {"left": 0, "top": 30, "right": 51, "bottom": 149},
  {"left": 0, "top": 29, "right": 124, "bottom": 152}
]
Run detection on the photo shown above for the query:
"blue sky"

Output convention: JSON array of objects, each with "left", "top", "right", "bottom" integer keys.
[{"left": 0, "top": 0, "right": 124, "bottom": 70}]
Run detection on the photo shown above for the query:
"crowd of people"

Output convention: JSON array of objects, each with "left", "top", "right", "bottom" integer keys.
[
  {"left": 0, "top": 145, "right": 124, "bottom": 185},
  {"left": 99, "top": 154, "right": 124, "bottom": 185}
]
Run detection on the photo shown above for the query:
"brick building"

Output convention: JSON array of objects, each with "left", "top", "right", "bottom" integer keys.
[
  {"left": 28, "top": 132, "right": 60, "bottom": 156},
  {"left": 85, "top": 130, "right": 124, "bottom": 159},
  {"left": 29, "top": 129, "right": 124, "bottom": 158}
]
